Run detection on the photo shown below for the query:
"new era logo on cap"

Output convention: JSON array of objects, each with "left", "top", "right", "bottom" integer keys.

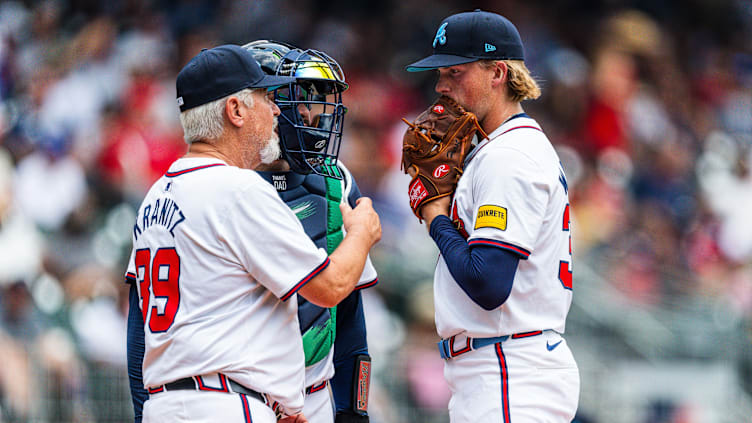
[{"left": 485, "top": 43, "right": 497, "bottom": 52}]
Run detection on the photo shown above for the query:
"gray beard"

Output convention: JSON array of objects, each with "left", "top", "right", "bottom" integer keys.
[
  {"left": 260, "top": 119, "right": 281, "bottom": 164},
  {"left": 260, "top": 133, "right": 281, "bottom": 164}
]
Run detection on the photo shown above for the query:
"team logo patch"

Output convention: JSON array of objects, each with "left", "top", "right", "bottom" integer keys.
[
  {"left": 432, "top": 104, "right": 445, "bottom": 114},
  {"left": 433, "top": 164, "right": 450, "bottom": 178},
  {"left": 475, "top": 205, "right": 507, "bottom": 230},
  {"left": 409, "top": 179, "right": 429, "bottom": 209}
]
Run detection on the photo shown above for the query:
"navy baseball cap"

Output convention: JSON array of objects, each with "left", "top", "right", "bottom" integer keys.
[
  {"left": 176, "top": 44, "right": 295, "bottom": 112},
  {"left": 406, "top": 10, "right": 524, "bottom": 72}
]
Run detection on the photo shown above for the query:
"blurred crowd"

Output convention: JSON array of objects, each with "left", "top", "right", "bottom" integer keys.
[{"left": 0, "top": 0, "right": 750, "bottom": 422}]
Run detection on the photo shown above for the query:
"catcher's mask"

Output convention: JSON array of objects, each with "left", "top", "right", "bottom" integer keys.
[{"left": 243, "top": 40, "right": 348, "bottom": 179}]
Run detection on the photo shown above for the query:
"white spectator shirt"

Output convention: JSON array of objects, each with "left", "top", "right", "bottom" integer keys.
[
  {"left": 435, "top": 116, "right": 573, "bottom": 338},
  {"left": 125, "top": 158, "right": 329, "bottom": 414}
]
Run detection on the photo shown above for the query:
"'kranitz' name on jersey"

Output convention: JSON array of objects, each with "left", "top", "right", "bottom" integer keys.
[{"left": 133, "top": 192, "right": 185, "bottom": 240}]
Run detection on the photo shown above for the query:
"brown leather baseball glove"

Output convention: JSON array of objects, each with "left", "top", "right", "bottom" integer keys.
[{"left": 401, "top": 95, "right": 488, "bottom": 220}]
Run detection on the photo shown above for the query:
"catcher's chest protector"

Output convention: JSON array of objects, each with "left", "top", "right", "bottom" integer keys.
[{"left": 258, "top": 169, "right": 347, "bottom": 366}]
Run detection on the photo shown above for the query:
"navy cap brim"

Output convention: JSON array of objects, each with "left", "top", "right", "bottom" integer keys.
[
  {"left": 405, "top": 54, "right": 480, "bottom": 72},
  {"left": 252, "top": 74, "right": 296, "bottom": 89}
]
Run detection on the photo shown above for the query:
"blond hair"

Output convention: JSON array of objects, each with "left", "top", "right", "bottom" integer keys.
[{"left": 480, "top": 60, "right": 541, "bottom": 102}]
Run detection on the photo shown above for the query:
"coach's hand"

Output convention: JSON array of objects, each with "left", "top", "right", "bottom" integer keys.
[
  {"left": 298, "top": 198, "right": 381, "bottom": 308},
  {"left": 341, "top": 197, "right": 381, "bottom": 248}
]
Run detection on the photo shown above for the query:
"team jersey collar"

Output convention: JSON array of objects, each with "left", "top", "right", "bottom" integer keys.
[
  {"left": 464, "top": 112, "right": 538, "bottom": 165},
  {"left": 165, "top": 157, "right": 227, "bottom": 178},
  {"left": 255, "top": 170, "right": 306, "bottom": 191}
]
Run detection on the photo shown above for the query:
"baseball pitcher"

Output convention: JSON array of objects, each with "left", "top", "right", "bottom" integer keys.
[{"left": 402, "top": 10, "right": 580, "bottom": 423}]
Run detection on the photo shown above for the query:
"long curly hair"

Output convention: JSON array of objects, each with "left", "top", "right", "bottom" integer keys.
[{"left": 480, "top": 60, "right": 541, "bottom": 102}]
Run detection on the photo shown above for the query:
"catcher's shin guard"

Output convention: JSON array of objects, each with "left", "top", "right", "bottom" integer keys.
[{"left": 335, "top": 354, "right": 371, "bottom": 422}]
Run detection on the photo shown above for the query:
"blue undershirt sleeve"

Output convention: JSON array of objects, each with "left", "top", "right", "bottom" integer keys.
[
  {"left": 429, "top": 215, "right": 520, "bottom": 310},
  {"left": 127, "top": 282, "right": 147, "bottom": 423}
]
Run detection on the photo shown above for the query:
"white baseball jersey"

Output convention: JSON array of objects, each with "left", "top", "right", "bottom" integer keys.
[
  {"left": 435, "top": 115, "right": 573, "bottom": 338},
  {"left": 125, "top": 157, "right": 330, "bottom": 415}
]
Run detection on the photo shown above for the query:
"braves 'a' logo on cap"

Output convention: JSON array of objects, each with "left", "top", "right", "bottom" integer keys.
[{"left": 433, "top": 22, "right": 448, "bottom": 48}]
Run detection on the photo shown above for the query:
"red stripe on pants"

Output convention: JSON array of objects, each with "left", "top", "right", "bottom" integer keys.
[
  {"left": 239, "top": 393, "right": 252, "bottom": 422},
  {"left": 495, "top": 343, "right": 511, "bottom": 423}
]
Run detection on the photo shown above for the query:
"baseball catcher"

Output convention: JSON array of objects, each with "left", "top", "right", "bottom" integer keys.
[
  {"left": 245, "top": 40, "right": 377, "bottom": 423},
  {"left": 402, "top": 95, "right": 488, "bottom": 220}
]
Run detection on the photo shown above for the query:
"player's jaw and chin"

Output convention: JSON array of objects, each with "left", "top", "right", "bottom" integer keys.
[
  {"left": 435, "top": 62, "right": 493, "bottom": 122},
  {"left": 239, "top": 119, "right": 282, "bottom": 166}
]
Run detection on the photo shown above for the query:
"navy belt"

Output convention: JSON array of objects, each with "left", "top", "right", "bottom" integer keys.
[
  {"left": 148, "top": 373, "right": 264, "bottom": 403},
  {"left": 438, "top": 330, "right": 545, "bottom": 360}
]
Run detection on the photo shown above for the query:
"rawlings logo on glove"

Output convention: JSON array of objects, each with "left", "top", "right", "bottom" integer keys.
[
  {"left": 401, "top": 95, "right": 488, "bottom": 220},
  {"left": 409, "top": 179, "right": 429, "bottom": 210},
  {"left": 433, "top": 164, "right": 450, "bottom": 178}
]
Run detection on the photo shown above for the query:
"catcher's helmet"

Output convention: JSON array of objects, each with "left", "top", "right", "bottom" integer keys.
[{"left": 243, "top": 40, "right": 348, "bottom": 179}]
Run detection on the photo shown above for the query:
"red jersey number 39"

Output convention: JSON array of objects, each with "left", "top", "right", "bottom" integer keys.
[{"left": 135, "top": 247, "right": 182, "bottom": 332}]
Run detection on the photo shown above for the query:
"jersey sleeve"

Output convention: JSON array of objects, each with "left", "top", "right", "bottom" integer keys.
[
  {"left": 337, "top": 163, "right": 378, "bottom": 290},
  {"left": 468, "top": 147, "right": 548, "bottom": 258},
  {"left": 124, "top": 248, "right": 136, "bottom": 284},
  {"left": 224, "top": 179, "right": 330, "bottom": 300},
  {"left": 355, "top": 255, "right": 378, "bottom": 290},
  {"left": 334, "top": 161, "right": 360, "bottom": 208}
]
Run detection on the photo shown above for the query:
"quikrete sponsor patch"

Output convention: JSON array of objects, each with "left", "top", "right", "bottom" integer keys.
[{"left": 475, "top": 205, "right": 507, "bottom": 230}]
